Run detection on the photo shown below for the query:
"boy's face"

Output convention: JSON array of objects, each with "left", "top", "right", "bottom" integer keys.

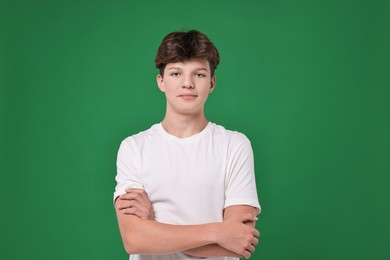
[{"left": 157, "top": 58, "right": 216, "bottom": 116}]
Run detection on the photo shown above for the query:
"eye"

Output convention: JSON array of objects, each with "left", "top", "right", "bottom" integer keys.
[
  {"left": 195, "top": 73, "right": 206, "bottom": 78},
  {"left": 170, "top": 72, "right": 181, "bottom": 77}
]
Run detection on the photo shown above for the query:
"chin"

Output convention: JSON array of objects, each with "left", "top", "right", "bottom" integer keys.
[
  {"left": 168, "top": 102, "right": 205, "bottom": 116},
  {"left": 175, "top": 107, "right": 203, "bottom": 116},
  {"left": 178, "top": 110, "right": 200, "bottom": 116}
]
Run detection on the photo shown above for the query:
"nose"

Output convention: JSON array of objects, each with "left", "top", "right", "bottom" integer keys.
[{"left": 182, "top": 74, "right": 194, "bottom": 89}]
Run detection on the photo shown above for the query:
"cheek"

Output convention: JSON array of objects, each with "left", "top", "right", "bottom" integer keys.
[
  {"left": 165, "top": 87, "right": 176, "bottom": 95},
  {"left": 199, "top": 89, "right": 211, "bottom": 100},
  {"left": 200, "top": 83, "right": 212, "bottom": 95},
  {"left": 163, "top": 80, "right": 177, "bottom": 92}
]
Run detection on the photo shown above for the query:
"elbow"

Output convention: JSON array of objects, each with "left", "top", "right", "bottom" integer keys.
[
  {"left": 124, "top": 245, "right": 139, "bottom": 255},
  {"left": 123, "top": 236, "right": 143, "bottom": 255},
  {"left": 117, "top": 216, "right": 145, "bottom": 254},
  {"left": 117, "top": 214, "right": 150, "bottom": 255},
  {"left": 123, "top": 240, "right": 138, "bottom": 255}
]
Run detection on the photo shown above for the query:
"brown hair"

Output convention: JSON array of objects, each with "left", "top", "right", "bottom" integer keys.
[{"left": 154, "top": 30, "right": 220, "bottom": 76}]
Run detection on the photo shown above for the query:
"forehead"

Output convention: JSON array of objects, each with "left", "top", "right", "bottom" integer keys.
[{"left": 165, "top": 58, "right": 210, "bottom": 71}]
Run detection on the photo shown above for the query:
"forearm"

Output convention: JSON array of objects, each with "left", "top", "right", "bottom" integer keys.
[
  {"left": 116, "top": 211, "right": 218, "bottom": 255},
  {"left": 116, "top": 198, "right": 258, "bottom": 257},
  {"left": 183, "top": 210, "right": 257, "bottom": 258},
  {"left": 183, "top": 244, "right": 241, "bottom": 258}
]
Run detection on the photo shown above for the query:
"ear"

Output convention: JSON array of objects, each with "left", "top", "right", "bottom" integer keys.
[
  {"left": 156, "top": 74, "right": 165, "bottom": 92},
  {"left": 209, "top": 75, "right": 216, "bottom": 93}
]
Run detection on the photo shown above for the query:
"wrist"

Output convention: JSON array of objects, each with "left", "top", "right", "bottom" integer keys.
[{"left": 205, "top": 222, "right": 222, "bottom": 245}]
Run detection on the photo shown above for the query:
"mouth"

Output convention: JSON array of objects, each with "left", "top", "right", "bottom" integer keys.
[{"left": 178, "top": 94, "right": 198, "bottom": 100}]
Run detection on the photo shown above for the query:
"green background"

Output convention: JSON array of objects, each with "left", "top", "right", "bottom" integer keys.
[{"left": 1, "top": 0, "right": 389, "bottom": 259}]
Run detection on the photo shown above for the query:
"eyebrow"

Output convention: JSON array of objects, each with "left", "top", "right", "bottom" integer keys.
[{"left": 167, "top": 67, "right": 209, "bottom": 71}]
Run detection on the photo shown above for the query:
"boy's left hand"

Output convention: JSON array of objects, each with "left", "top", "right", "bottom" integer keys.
[{"left": 116, "top": 188, "right": 155, "bottom": 220}]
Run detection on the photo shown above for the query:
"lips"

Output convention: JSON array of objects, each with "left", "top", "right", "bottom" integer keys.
[{"left": 178, "top": 93, "right": 197, "bottom": 100}]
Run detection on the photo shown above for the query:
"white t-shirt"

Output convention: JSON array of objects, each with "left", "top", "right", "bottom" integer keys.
[{"left": 114, "top": 122, "right": 261, "bottom": 260}]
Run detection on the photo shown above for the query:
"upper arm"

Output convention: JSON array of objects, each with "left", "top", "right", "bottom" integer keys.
[
  {"left": 225, "top": 134, "right": 261, "bottom": 214},
  {"left": 114, "top": 139, "right": 147, "bottom": 253},
  {"left": 114, "top": 138, "right": 143, "bottom": 202},
  {"left": 223, "top": 205, "right": 258, "bottom": 228}
]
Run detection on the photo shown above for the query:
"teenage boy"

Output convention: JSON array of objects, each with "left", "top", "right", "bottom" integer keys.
[{"left": 114, "top": 30, "right": 261, "bottom": 260}]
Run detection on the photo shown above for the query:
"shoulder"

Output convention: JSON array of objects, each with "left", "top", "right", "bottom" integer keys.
[
  {"left": 210, "top": 122, "right": 251, "bottom": 147},
  {"left": 120, "top": 123, "right": 161, "bottom": 149}
]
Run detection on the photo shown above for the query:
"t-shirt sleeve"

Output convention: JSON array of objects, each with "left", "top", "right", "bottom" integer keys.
[
  {"left": 113, "top": 137, "right": 143, "bottom": 202},
  {"left": 225, "top": 133, "right": 261, "bottom": 214}
]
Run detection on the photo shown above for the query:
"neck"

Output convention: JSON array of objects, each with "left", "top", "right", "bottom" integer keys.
[{"left": 161, "top": 112, "right": 209, "bottom": 138}]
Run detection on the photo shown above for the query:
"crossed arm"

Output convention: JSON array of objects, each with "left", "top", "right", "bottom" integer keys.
[{"left": 115, "top": 189, "right": 260, "bottom": 259}]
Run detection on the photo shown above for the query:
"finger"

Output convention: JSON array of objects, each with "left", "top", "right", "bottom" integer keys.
[
  {"left": 124, "top": 189, "right": 148, "bottom": 201},
  {"left": 122, "top": 206, "right": 147, "bottom": 216},
  {"left": 239, "top": 213, "right": 258, "bottom": 224},
  {"left": 118, "top": 198, "right": 146, "bottom": 210},
  {"left": 121, "top": 204, "right": 148, "bottom": 218},
  {"left": 120, "top": 193, "right": 137, "bottom": 201},
  {"left": 129, "top": 192, "right": 153, "bottom": 211},
  {"left": 125, "top": 188, "right": 144, "bottom": 192},
  {"left": 120, "top": 199, "right": 145, "bottom": 210},
  {"left": 133, "top": 189, "right": 152, "bottom": 203},
  {"left": 120, "top": 192, "right": 147, "bottom": 204},
  {"left": 121, "top": 200, "right": 151, "bottom": 219},
  {"left": 254, "top": 229, "right": 260, "bottom": 238},
  {"left": 120, "top": 190, "right": 153, "bottom": 219},
  {"left": 246, "top": 244, "right": 255, "bottom": 253},
  {"left": 124, "top": 190, "right": 153, "bottom": 211},
  {"left": 251, "top": 237, "right": 259, "bottom": 246},
  {"left": 117, "top": 199, "right": 136, "bottom": 210},
  {"left": 126, "top": 188, "right": 146, "bottom": 194},
  {"left": 122, "top": 207, "right": 138, "bottom": 215},
  {"left": 243, "top": 220, "right": 257, "bottom": 227},
  {"left": 242, "top": 251, "right": 251, "bottom": 259}
]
